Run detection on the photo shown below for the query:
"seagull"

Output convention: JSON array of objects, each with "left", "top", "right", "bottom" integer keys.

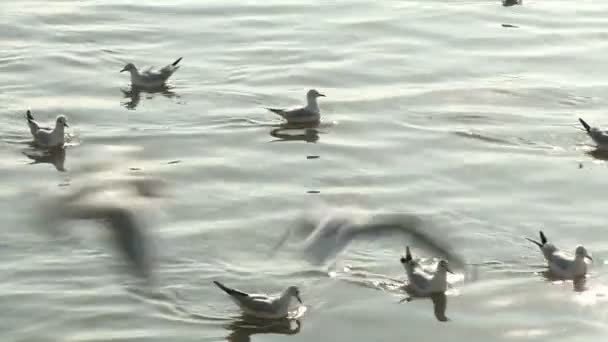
[
  {"left": 213, "top": 281, "right": 302, "bottom": 319},
  {"left": 120, "top": 57, "right": 183, "bottom": 88},
  {"left": 274, "top": 211, "right": 465, "bottom": 268},
  {"left": 26, "top": 110, "right": 68, "bottom": 148},
  {"left": 526, "top": 230, "right": 592, "bottom": 279},
  {"left": 45, "top": 175, "right": 167, "bottom": 283},
  {"left": 400, "top": 246, "right": 453, "bottom": 297},
  {"left": 266, "top": 89, "right": 325, "bottom": 125},
  {"left": 579, "top": 118, "right": 608, "bottom": 150}
]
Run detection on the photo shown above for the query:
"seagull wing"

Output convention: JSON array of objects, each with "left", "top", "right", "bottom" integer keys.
[
  {"left": 33, "top": 129, "right": 53, "bottom": 147},
  {"left": 548, "top": 251, "right": 573, "bottom": 272},
  {"left": 408, "top": 267, "right": 433, "bottom": 291},
  {"left": 344, "top": 213, "right": 466, "bottom": 268},
  {"left": 158, "top": 57, "right": 182, "bottom": 78}
]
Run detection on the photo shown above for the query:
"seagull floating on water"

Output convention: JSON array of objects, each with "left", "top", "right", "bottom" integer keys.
[
  {"left": 121, "top": 57, "right": 183, "bottom": 88},
  {"left": 26, "top": 110, "right": 68, "bottom": 148},
  {"left": 400, "top": 246, "right": 453, "bottom": 297},
  {"left": 579, "top": 118, "right": 608, "bottom": 150},
  {"left": 526, "top": 230, "right": 592, "bottom": 279},
  {"left": 213, "top": 281, "right": 302, "bottom": 319},
  {"left": 266, "top": 89, "right": 325, "bottom": 125}
]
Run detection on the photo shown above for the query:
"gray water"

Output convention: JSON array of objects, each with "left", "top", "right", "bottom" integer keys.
[{"left": 2, "top": 0, "right": 608, "bottom": 341}]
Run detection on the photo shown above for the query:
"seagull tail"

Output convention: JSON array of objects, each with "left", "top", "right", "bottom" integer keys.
[
  {"left": 213, "top": 281, "right": 238, "bottom": 296},
  {"left": 579, "top": 118, "right": 591, "bottom": 133},
  {"left": 26, "top": 110, "right": 34, "bottom": 122},
  {"left": 266, "top": 108, "right": 286, "bottom": 116},
  {"left": 539, "top": 230, "right": 548, "bottom": 245},
  {"left": 404, "top": 246, "right": 413, "bottom": 262},
  {"left": 525, "top": 237, "right": 543, "bottom": 249},
  {"left": 172, "top": 57, "right": 183, "bottom": 67}
]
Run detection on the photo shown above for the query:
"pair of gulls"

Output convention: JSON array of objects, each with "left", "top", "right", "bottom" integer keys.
[
  {"left": 121, "top": 57, "right": 326, "bottom": 125},
  {"left": 214, "top": 246, "right": 453, "bottom": 320},
  {"left": 399, "top": 230, "right": 592, "bottom": 299},
  {"left": 23, "top": 58, "right": 184, "bottom": 148}
]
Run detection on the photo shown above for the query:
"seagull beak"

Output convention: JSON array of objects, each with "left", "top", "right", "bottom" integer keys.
[
  {"left": 295, "top": 294, "right": 302, "bottom": 304},
  {"left": 318, "top": 93, "right": 326, "bottom": 97},
  {"left": 446, "top": 266, "right": 454, "bottom": 274},
  {"left": 586, "top": 254, "right": 593, "bottom": 261},
  {"left": 64, "top": 122, "right": 69, "bottom": 127},
  {"left": 120, "top": 67, "right": 127, "bottom": 73}
]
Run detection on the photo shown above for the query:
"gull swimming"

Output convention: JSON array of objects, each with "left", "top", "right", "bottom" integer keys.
[
  {"left": 213, "top": 281, "right": 302, "bottom": 319},
  {"left": 526, "top": 230, "right": 592, "bottom": 279},
  {"left": 266, "top": 89, "right": 325, "bottom": 125},
  {"left": 579, "top": 118, "right": 608, "bottom": 150},
  {"left": 26, "top": 110, "right": 68, "bottom": 148},
  {"left": 121, "top": 57, "right": 183, "bottom": 88},
  {"left": 400, "top": 246, "right": 453, "bottom": 297}
]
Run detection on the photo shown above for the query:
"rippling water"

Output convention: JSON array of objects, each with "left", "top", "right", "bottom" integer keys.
[{"left": 2, "top": 0, "right": 608, "bottom": 340}]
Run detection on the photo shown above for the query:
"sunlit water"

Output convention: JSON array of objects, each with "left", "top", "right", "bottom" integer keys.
[{"left": 2, "top": 0, "right": 608, "bottom": 341}]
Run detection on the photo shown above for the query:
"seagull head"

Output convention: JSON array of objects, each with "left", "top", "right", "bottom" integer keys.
[
  {"left": 437, "top": 260, "right": 454, "bottom": 274},
  {"left": 286, "top": 286, "right": 302, "bottom": 303},
  {"left": 120, "top": 63, "right": 136, "bottom": 73},
  {"left": 575, "top": 246, "right": 593, "bottom": 261},
  {"left": 56, "top": 115, "right": 69, "bottom": 128},
  {"left": 307, "top": 89, "right": 326, "bottom": 99}
]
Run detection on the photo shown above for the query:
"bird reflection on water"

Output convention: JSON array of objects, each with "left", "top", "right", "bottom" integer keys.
[
  {"left": 225, "top": 315, "right": 301, "bottom": 342},
  {"left": 121, "top": 84, "right": 179, "bottom": 110},
  {"left": 23, "top": 146, "right": 67, "bottom": 172},
  {"left": 270, "top": 127, "right": 320, "bottom": 143}
]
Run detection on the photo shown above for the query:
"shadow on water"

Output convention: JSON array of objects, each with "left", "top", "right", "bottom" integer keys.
[
  {"left": 336, "top": 269, "right": 451, "bottom": 322},
  {"left": 269, "top": 127, "right": 320, "bottom": 143},
  {"left": 585, "top": 147, "right": 608, "bottom": 161},
  {"left": 539, "top": 270, "right": 588, "bottom": 292},
  {"left": 23, "top": 145, "right": 67, "bottom": 172},
  {"left": 502, "top": 0, "right": 522, "bottom": 6},
  {"left": 225, "top": 316, "right": 301, "bottom": 342},
  {"left": 121, "top": 84, "right": 179, "bottom": 110},
  {"left": 401, "top": 292, "right": 449, "bottom": 322}
]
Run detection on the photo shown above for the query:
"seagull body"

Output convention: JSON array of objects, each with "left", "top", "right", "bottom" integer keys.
[
  {"left": 26, "top": 110, "right": 68, "bottom": 148},
  {"left": 121, "top": 57, "right": 182, "bottom": 88},
  {"left": 526, "top": 230, "right": 592, "bottom": 279},
  {"left": 579, "top": 118, "right": 608, "bottom": 150},
  {"left": 266, "top": 89, "right": 325, "bottom": 125},
  {"left": 400, "top": 246, "right": 453, "bottom": 296},
  {"left": 213, "top": 281, "right": 302, "bottom": 319}
]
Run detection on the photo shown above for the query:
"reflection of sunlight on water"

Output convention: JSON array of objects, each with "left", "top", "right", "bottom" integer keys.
[
  {"left": 572, "top": 283, "right": 608, "bottom": 307},
  {"left": 288, "top": 305, "right": 307, "bottom": 319},
  {"left": 504, "top": 329, "right": 550, "bottom": 338}
]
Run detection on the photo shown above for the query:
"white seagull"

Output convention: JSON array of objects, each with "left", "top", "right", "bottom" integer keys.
[
  {"left": 46, "top": 176, "right": 167, "bottom": 283},
  {"left": 526, "top": 230, "right": 592, "bottom": 279},
  {"left": 120, "top": 57, "right": 183, "bottom": 88},
  {"left": 579, "top": 118, "right": 608, "bottom": 150},
  {"left": 400, "top": 246, "right": 453, "bottom": 296},
  {"left": 26, "top": 110, "right": 68, "bottom": 148},
  {"left": 213, "top": 281, "right": 302, "bottom": 319},
  {"left": 266, "top": 89, "right": 325, "bottom": 125}
]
